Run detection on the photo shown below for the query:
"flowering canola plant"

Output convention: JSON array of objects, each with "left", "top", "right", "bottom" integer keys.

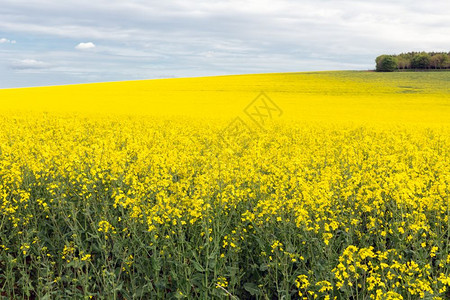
[{"left": 0, "top": 71, "right": 449, "bottom": 299}]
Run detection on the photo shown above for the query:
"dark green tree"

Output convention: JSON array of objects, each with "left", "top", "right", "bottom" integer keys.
[
  {"left": 375, "top": 52, "right": 449, "bottom": 71},
  {"left": 376, "top": 55, "right": 398, "bottom": 72},
  {"left": 411, "top": 53, "right": 431, "bottom": 69}
]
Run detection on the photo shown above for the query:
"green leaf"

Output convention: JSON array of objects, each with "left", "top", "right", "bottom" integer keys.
[
  {"left": 259, "top": 263, "right": 269, "bottom": 271},
  {"left": 244, "top": 282, "right": 260, "bottom": 296},
  {"left": 40, "top": 293, "right": 51, "bottom": 300},
  {"left": 192, "top": 260, "right": 205, "bottom": 272},
  {"left": 133, "top": 286, "right": 144, "bottom": 298}
]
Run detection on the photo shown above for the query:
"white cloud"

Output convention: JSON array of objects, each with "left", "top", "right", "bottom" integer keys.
[
  {"left": 75, "top": 42, "right": 96, "bottom": 50},
  {"left": 0, "top": 38, "right": 16, "bottom": 44},
  {"left": 10, "top": 59, "right": 48, "bottom": 70}
]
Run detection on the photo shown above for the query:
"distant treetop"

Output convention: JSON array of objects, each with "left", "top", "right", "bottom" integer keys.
[{"left": 375, "top": 52, "right": 450, "bottom": 72}]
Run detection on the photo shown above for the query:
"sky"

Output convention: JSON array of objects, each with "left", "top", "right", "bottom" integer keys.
[{"left": 0, "top": 0, "right": 449, "bottom": 88}]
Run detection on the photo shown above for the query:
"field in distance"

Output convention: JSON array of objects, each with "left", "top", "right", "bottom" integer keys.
[{"left": 1, "top": 71, "right": 449, "bottom": 124}]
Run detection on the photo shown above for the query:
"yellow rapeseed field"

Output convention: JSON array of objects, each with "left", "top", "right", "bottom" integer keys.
[{"left": 0, "top": 71, "right": 449, "bottom": 299}]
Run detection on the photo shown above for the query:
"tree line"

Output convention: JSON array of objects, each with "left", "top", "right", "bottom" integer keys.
[{"left": 375, "top": 52, "right": 450, "bottom": 72}]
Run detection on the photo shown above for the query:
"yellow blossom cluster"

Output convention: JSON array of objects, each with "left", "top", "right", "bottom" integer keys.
[{"left": 0, "top": 111, "right": 448, "bottom": 298}]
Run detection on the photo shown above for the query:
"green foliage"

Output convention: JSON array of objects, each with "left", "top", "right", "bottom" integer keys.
[
  {"left": 411, "top": 53, "right": 431, "bottom": 69},
  {"left": 376, "top": 55, "right": 398, "bottom": 72},
  {"left": 375, "top": 51, "right": 450, "bottom": 71},
  {"left": 430, "top": 53, "right": 450, "bottom": 69}
]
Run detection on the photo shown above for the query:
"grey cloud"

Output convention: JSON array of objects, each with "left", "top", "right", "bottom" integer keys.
[
  {"left": 0, "top": 0, "right": 449, "bottom": 87},
  {"left": 10, "top": 59, "right": 49, "bottom": 70}
]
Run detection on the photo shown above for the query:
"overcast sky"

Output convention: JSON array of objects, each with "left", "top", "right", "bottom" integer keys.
[{"left": 1, "top": 0, "right": 449, "bottom": 88}]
